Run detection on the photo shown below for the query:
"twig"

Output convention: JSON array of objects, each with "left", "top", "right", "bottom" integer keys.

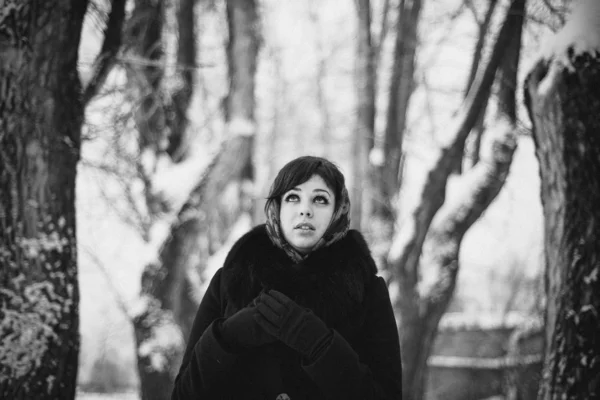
[{"left": 81, "top": 245, "right": 131, "bottom": 319}]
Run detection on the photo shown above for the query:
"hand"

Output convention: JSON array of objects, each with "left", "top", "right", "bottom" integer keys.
[
  {"left": 255, "top": 290, "right": 333, "bottom": 362},
  {"left": 219, "top": 302, "right": 277, "bottom": 351}
]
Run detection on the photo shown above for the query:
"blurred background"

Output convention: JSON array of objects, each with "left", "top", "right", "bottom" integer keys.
[{"left": 74, "top": 0, "right": 571, "bottom": 398}]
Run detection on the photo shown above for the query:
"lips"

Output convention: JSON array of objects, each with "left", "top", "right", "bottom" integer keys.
[{"left": 294, "top": 222, "right": 315, "bottom": 230}]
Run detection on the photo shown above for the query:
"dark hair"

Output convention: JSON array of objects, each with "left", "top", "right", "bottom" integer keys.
[{"left": 265, "top": 156, "right": 346, "bottom": 213}]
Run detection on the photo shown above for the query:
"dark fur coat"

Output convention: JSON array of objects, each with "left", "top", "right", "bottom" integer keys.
[
  {"left": 172, "top": 225, "right": 403, "bottom": 400},
  {"left": 224, "top": 224, "right": 377, "bottom": 325}
]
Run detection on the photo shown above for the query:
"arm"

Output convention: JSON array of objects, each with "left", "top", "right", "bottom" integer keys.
[
  {"left": 171, "top": 268, "right": 239, "bottom": 399},
  {"left": 303, "top": 276, "right": 403, "bottom": 399}
]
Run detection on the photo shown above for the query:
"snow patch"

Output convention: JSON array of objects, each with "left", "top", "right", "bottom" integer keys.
[
  {"left": 369, "top": 147, "right": 385, "bottom": 167},
  {"left": 439, "top": 311, "right": 543, "bottom": 331},
  {"left": 19, "top": 232, "right": 70, "bottom": 259},
  {"left": 227, "top": 117, "right": 256, "bottom": 137},
  {"left": 129, "top": 295, "right": 151, "bottom": 320},
  {"left": 152, "top": 148, "right": 212, "bottom": 211},
  {"left": 137, "top": 315, "right": 184, "bottom": 372},
  {"left": 540, "top": 0, "right": 600, "bottom": 71},
  {"left": 0, "top": 282, "right": 68, "bottom": 383}
]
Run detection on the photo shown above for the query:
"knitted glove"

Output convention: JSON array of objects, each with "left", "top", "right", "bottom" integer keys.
[
  {"left": 255, "top": 290, "right": 333, "bottom": 362},
  {"left": 219, "top": 303, "right": 277, "bottom": 351}
]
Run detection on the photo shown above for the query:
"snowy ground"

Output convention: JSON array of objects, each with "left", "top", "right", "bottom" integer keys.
[{"left": 77, "top": 392, "right": 139, "bottom": 400}]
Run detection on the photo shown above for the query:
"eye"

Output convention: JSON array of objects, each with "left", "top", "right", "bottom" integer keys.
[
  {"left": 284, "top": 193, "right": 299, "bottom": 202},
  {"left": 314, "top": 195, "right": 329, "bottom": 205}
]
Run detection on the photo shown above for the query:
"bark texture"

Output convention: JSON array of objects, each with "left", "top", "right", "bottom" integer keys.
[
  {"left": 524, "top": 36, "right": 600, "bottom": 400},
  {"left": 0, "top": 1, "right": 88, "bottom": 398}
]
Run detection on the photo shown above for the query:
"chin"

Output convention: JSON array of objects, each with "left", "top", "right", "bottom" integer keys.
[
  {"left": 292, "top": 243, "right": 315, "bottom": 253},
  {"left": 290, "top": 240, "right": 317, "bottom": 254}
]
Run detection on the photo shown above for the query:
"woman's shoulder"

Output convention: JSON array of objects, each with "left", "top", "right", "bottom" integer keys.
[
  {"left": 334, "top": 229, "right": 378, "bottom": 275},
  {"left": 221, "top": 224, "right": 273, "bottom": 268},
  {"left": 234, "top": 223, "right": 270, "bottom": 245},
  {"left": 342, "top": 229, "right": 371, "bottom": 252}
]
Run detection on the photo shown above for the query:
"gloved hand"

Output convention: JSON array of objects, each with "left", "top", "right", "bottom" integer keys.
[
  {"left": 255, "top": 290, "right": 333, "bottom": 362},
  {"left": 219, "top": 302, "right": 277, "bottom": 351}
]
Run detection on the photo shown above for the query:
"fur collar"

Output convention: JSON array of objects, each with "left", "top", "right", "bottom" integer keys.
[{"left": 224, "top": 224, "right": 377, "bottom": 325}]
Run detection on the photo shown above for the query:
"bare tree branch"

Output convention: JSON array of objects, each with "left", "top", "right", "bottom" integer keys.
[
  {"left": 461, "top": 0, "right": 499, "bottom": 171},
  {"left": 541, "top": 0, "right": 567, "bottom": 26},
  {"left": 373, "top": 0, "right": 391, "bottom": 74},
  {"left": 424, "top": 118, "right": 518, "bottom": 315},
  {"left": 166, "top": 0, "right": 197, "bottom": 161},
  {"left": 465, "top": 0, "right": 499, "bottom": 95},
  {"left": 83, "top": 0, "right": 127, "bottom": 106},
  {"left": 82, "top": 246, "right": 131, "bottom": 319},
  {"left": 382, "top": 0, "right": 422, "bottom": 200},
  {"left": 392, "top": 2, "right": 526, "bottom": 398},
  {"left": 388, "top": 0, "right": 526, "bottom": 288}
]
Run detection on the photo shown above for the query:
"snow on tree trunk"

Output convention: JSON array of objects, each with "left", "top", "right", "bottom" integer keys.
[
  {"left": 388, "top": 0, "right": 526, "bottom": 398},
  {"left": 123, "top": 1, "right": 212, "bottom": 399},
  {"left": 524, "top": 1, "right": 600, "bottom": 398},
  {"left": 0, "top": 1, "right": 88, "bottom": 398},
  {"left": 131, "top": 1, "right": 261, "bottom": 398}
]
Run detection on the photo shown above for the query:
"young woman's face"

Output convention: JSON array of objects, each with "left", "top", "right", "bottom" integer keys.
[{"left": 280, "top": 174, "right": 336, "bottom": 254}]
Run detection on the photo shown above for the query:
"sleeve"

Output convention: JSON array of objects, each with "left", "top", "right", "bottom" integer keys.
[
  {"left": 170, "top": 268, "right": 239, "bottom": 400},
  {"left": 302, "top": 276, "right": 403, "bottom": 399}
]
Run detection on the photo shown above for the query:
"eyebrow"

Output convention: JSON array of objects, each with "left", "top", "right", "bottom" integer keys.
[{"left": 290, "top": 187, "right": 331, "bottom": 196}]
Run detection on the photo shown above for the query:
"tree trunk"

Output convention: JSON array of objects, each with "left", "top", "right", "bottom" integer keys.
[
  {"left": 254, "top": 46, "right": 285, "bottom": 225},
  {"left": 82, "top": 0, "right": 127, "bottom": 105},
  {"left": 387, "top": 1, "right": 526, "bottom": 399},
  {"left": 132, "top": 1, "right": 260, "bottom": 398},
  {"left": 0, "top": 1, "right": 88, "bottom": 398},
  {"left": 125, "top": 0, "right": 167, "bottom": 223},
  {"left": 309, "top": 0, "right": 332, "bottom": 158},
  {"left": 402, "top": 115, "right": 519, "bottom": 400},
  {"left": 166, "top": 0, "right": 197, "bottom": 161},
  {"left": 123, "top": 1, "right": 202, "bottom": 398},
  {"left": 125, "top": 2, "right": 177, "bottom": 399},
  {"left": 368, "top": 0, "right": 423, "bottom": 270},
  {"left": 461, "top": 0, "right": 498, "bottom": 172},
  {"left": 352, "top": 0, "right": 376, "bottom": 230},
  {"left": 524, "top": 2, "right": 600, "bottom": 397},
  {"left": 380, "top": 0, "right": 422, "bottom": 210}
]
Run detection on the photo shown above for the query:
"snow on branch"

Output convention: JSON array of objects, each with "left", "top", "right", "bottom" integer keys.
[
  {"left": 227, "top": 117, "right": 256, "bottom": 137},
  {"left": 540, "top": 0, "right": 600, "bottom": 70}
]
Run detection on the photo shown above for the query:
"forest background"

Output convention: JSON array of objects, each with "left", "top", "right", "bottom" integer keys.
[{"left": 69, "top": 0, "right": 568, "bottom": 396}]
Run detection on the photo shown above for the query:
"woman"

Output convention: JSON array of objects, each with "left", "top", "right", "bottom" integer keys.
[{"left": 171, "top": 156, "right": 403, "bottom": 399}]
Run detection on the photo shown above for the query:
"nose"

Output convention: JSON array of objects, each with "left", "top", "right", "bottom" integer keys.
[{"left": 300, "top": 202, "right": 313, "bottom": 217}]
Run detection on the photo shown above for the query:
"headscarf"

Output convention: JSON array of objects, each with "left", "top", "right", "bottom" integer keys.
[{"left": 265, "top": 184, "right": 351, "bottom": 263}]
